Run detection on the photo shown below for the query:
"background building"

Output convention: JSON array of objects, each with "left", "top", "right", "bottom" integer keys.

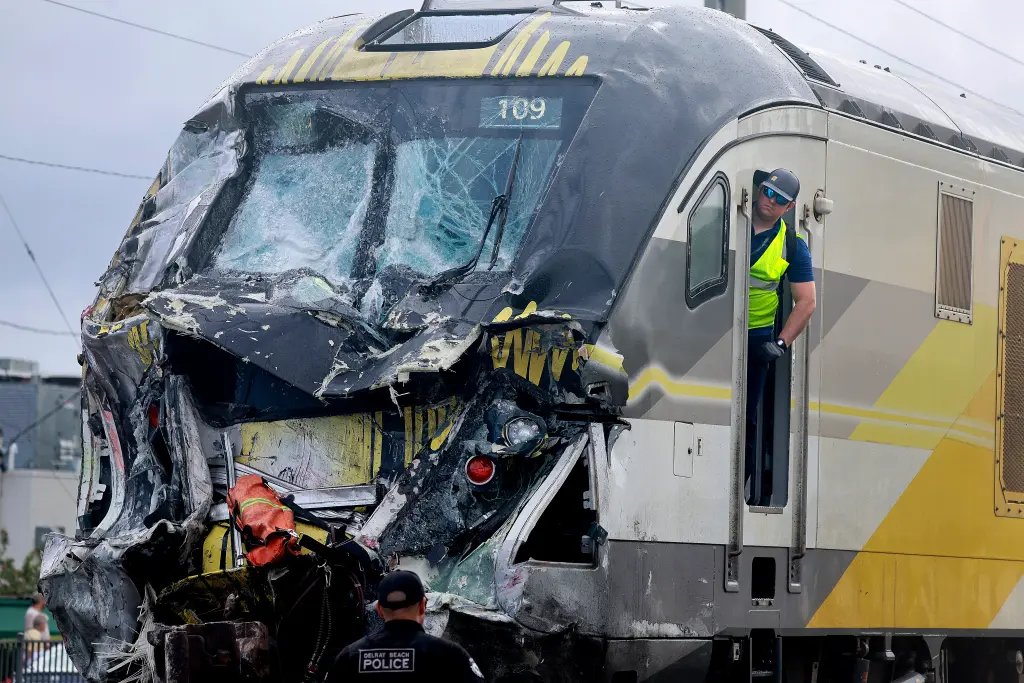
[{"left": 0, "top": 358, "right": 80, "bottom": 569}]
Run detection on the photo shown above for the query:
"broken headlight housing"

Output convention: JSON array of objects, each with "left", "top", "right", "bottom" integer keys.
[
  {"left": 503, "top": 417, "right": 543, "bottom": 451},
  {"left": 486, "top": 400, "right": 546, "bottom": 456}
]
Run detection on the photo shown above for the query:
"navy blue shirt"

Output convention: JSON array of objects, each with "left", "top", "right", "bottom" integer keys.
[{"left": 749, "top": 220, "right": 813, "bottom": 338}]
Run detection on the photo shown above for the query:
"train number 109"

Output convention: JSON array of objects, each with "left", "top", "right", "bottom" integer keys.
[{"left": 496, "top": 97, "right": 547, "bottom": 121}]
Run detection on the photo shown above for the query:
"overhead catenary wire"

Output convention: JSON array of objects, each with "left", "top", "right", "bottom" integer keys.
[
  {"left": 885, "top": 0, "right": 1024, "bottom": 70},
  {"left": 0, "top": 319, "right": 77, "bottom": 336},
  {"left": 0, "top": 190, "right": 81, "bottom": 350},
  {"left": 772, "top": 0, "right": 1024, "bottom": 119},
  {"left": 0, "top": 153, "right": 151, "bottom": 181},
  {"left": 39, "top": 0, "right": 251, "bottom": 58}
]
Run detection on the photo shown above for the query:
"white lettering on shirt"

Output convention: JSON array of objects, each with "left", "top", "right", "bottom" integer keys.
[{"left": 358, "top": 648, "right": 416, "bottom": 673}]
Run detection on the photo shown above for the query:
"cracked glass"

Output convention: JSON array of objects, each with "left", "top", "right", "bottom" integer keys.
[{"left": 209, "top": 82, "right": 595, "bottom": 293}]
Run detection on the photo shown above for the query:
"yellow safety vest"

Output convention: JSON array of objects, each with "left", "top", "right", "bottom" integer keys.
[{"left": 749, "top": 219, "right": 800, "bottom": 330}]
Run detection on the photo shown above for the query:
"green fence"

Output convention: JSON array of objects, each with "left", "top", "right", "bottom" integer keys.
[{"left": 0, "top": 601, "right": 57, "bottom": 641}]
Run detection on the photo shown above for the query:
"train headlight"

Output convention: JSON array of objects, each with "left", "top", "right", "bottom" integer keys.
[{"left": 503, "top": 417, "right": 544, "bottom": 452}]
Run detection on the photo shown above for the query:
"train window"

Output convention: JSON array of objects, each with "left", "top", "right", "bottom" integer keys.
[
  {"left": 685, "top": 173, "right": 730, "bottom": 307},
  {"left": 935, "top": 182, "right": 975, "bottom": 324},
  {"left": 372, "top": 13, "right": 532, "bottom": 48}
]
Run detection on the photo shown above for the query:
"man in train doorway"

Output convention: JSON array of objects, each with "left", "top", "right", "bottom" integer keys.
[{"left": 746, "top": 168, "right": 816, "bottom": 500}]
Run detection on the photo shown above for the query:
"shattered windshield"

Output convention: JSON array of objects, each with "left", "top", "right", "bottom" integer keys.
[{"left": 211, "top": 81, "right": 595, "bottom": 294}]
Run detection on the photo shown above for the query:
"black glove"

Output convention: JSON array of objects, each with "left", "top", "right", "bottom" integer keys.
[{"left": 758, "top": 338, "right": 787, "bottom": 362}]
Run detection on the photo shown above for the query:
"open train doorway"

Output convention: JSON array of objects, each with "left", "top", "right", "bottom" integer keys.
[{"left": 744, "top": 168, "right": 798, "bottom": 508}]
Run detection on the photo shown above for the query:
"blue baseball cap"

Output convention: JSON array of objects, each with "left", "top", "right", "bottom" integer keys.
[{"left": 761, "top": 168, "right": 800, "bottom": 202}]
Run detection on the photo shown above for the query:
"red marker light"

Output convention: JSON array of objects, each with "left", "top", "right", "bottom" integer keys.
[
  {"left": 148, "top": 403, "right": 160, "bottom": 429},
  {"left": 465, "top": 455, "right": 496, "bottom": 486}
]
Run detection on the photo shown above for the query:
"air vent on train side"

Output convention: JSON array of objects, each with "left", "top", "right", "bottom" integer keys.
[
  {"left": 934, "top": 182, "right": 975, "bottom": 324},
  {"left": 752, "top": 26, "right": 839, "bottom": 87},
  {"left": 996, "top": 237, "right": 1024, "bottom": 517}
]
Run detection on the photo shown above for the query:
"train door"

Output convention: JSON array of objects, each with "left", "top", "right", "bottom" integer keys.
[{"left": 723, "top": 115, "right": 827, "bottom": 594}]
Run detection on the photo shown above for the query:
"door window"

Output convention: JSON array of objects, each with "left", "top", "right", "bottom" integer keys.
[{"left": 686, "top": 173, "right": 730, "bottom": 307}]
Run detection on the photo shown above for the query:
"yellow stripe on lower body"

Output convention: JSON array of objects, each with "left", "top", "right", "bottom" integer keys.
[
  {"left": 809, "top": 552, "right": 1024, "bottom": 629},
  {"left": 809, "top": 369, "right": 1024, "bottom": 629}
]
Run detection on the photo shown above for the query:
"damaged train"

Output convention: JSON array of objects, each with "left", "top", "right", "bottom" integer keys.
[{"left": 41, "top": 1, "right": 1024, "bottom": 681}]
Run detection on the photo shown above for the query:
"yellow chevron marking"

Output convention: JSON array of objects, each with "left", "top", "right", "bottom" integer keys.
[
  {"left": 848, "top": 304, "right": 996, "bottom": 446},
  {"left": 625, "top": 367, "right": 993, "bottom": 445},
  {"left": 293, "top": 38, "right": 332, "bottom": 83},
  {"left": 126, "top": 320, "right": 153, "bottom": 368},
  {"left": 516, "top": 31, "right": 551, "bottom": 76},
  {"left": 384, "top": 47, "right": 501, "bottom": 79},
  {"left": 583, "top": 344, "right": 624, "bottom": 372},
  {"left": 492, "top": 13, "right": 551, "bottom": 76},
  {"left": 809, "top": 552, "right": 1023, "bottom": 629},
  {"left": 256, "top": 64, "right": 275, "bottom": 85},
  {"left": 258, "top": 16, "right": 560, "bottom": 83},
  {"left": 431, "top": 422, "right": 454, "bottom": 451},
  {"left": 565, "top": 55, "right": 589, "bottom": 76},
  {"left": 274, "top": 49, "right": 305, "bottom": 84},
  {"left": 317, "top": 26, "right": 364, "bottom": 81},
  {"left": 493, "top": 307, "right": 515, "bottom": 323},
  {"left": 810, "top": 355, "right": 1024, "bottom": 628},
  {"left": 331, "top": 45, "right": 390, "bottom": 81},
  {"left": 628, "top": 367, "right": 732, "bottom": 402},
  {"left": 538, "top": 41, "right": 570, "bottom": 76}
]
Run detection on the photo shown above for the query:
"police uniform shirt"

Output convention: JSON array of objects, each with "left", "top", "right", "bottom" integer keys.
[{"left": 329, "top": 619, "right": 486, "bottom": 681}]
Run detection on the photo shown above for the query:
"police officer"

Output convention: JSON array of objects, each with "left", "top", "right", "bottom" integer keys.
[
  {"left": 746, "top": 169, "right": 816, "bottom": 497},
  {"left": 328, "top": 570, "right": 486, "bottom": 682}
]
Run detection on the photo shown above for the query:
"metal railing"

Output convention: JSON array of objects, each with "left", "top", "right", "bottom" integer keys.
[{"left": 0, "top": 635, "right": 83, "bottom": 683}]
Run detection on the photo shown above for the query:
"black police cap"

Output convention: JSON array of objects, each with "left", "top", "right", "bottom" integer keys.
[{"left": 376, "top": 570, "right": 426, "bottom": 609}]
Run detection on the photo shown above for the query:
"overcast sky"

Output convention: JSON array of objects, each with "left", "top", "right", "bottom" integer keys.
[{"left": 2, "top": 0, "right": 1022, "bottom": 376}]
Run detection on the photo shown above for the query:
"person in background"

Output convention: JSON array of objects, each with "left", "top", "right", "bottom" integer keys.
[
  {"left": 24, "top": 615, "right": 48, "bottom": 642},
  {"left": 24, "top": 593, "right": 49, "bottom": 641}
]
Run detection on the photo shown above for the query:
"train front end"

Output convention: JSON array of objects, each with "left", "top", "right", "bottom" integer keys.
[{"left": 38, "top": 5, "right": 817, "bottom": 681}]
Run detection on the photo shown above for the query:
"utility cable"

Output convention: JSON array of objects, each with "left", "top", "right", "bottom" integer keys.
[
  {"left": 5, "top": 397, "right": 77, "bottom": 451},
  {"left": 773, "top": 0, "right": 1024, "bottom": 118},
  {"left": 0, "top": 319, "right": 77, "bottom": 336},
  {"left": 0, "top": 153, "right": 150, "bottom": 181},
  {"left": 2, "top": 396, "right": 82, "bottom": 504},
  {"left": 886, "top": 0, "right": 1024, "bottom": 70},
  {"left": 0, "top": 191, "right": 81, "bottom": 350},
  {"left": 39, "top": 0, "right": 251, "bottom": 58}
]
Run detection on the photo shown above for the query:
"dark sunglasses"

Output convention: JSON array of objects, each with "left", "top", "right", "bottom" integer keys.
[{"left": 761, "top": 185, "right": 791, "bottom": 206}]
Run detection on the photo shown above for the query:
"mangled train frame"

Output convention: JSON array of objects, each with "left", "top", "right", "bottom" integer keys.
[{"left": 41, "top": 1, "right": 1024, "bottom": 681}]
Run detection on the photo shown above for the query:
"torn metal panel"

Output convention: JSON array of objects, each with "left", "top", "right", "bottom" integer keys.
[
  {"left": 81, "top": 315, "right": 163, "bottom": 420},
  {"left": 164, "top": 376, "right": 214, "bottom": 545},
  {"left": 96, "top": 92, "right": 247, "bottom": 299},
  {"left": 39, "top": 536, "right": 143, "bottom": 681}
]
